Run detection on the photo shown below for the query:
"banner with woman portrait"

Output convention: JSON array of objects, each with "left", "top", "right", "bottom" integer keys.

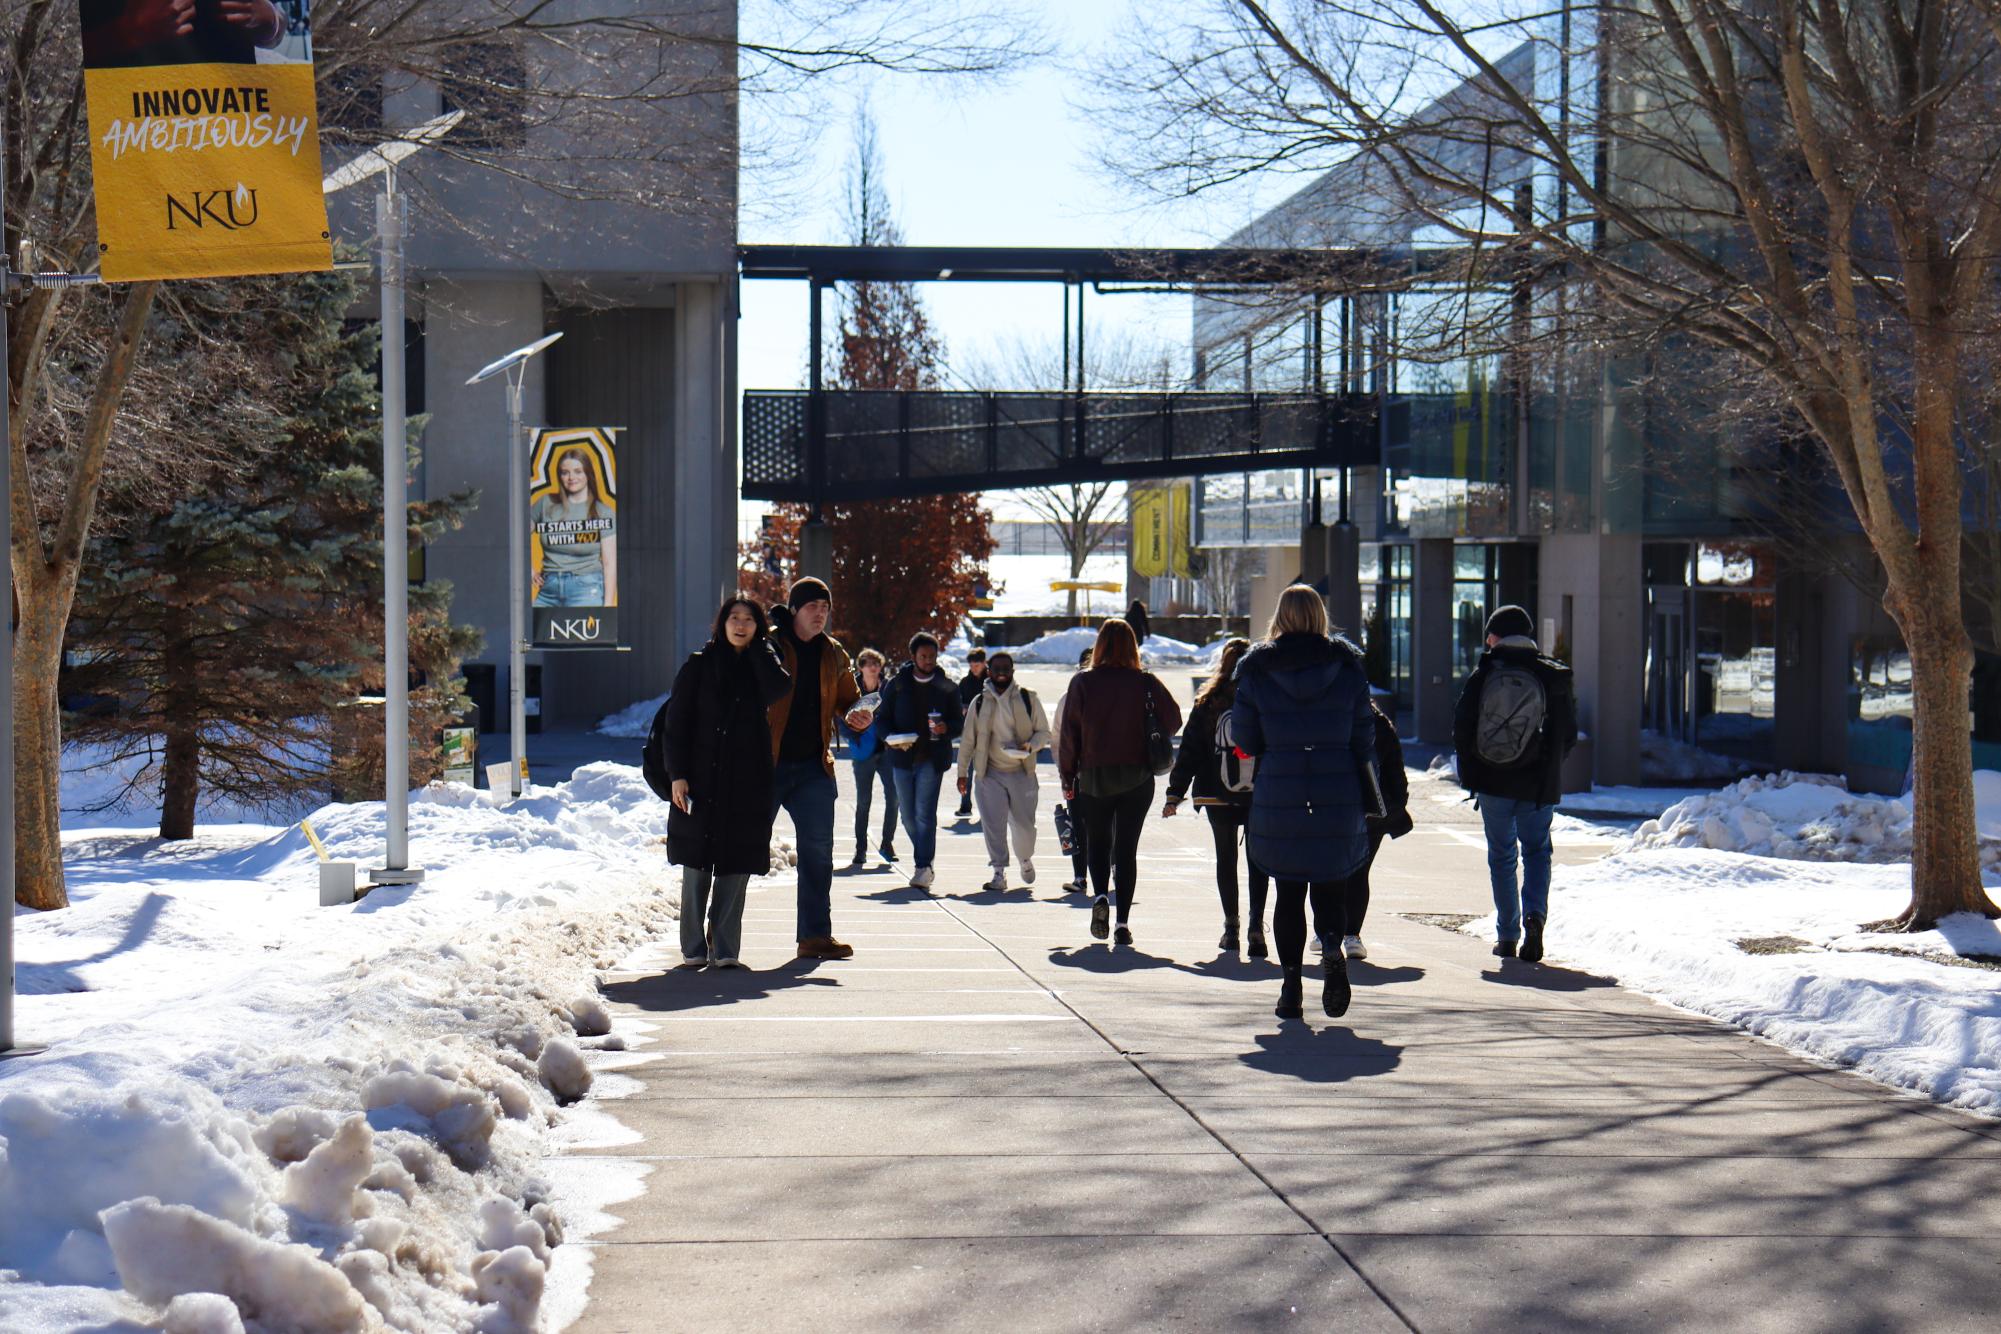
[
  {"left": 529, "top": 427, "right": 622, "bottom": 648},
  {"left": 79, "top": 0, "right": 333, "bottom": 281}
]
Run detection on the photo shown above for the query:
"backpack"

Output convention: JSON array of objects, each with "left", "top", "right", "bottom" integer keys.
[
  {"left": 1214, "top": 709, "right": 1256, "bottom": 794},
  {"left": 641, "top": 697, "right": 674, "bottom": 800},
  {"left": 1475, "top": 662, "right": 1548, "bottom": 769}
]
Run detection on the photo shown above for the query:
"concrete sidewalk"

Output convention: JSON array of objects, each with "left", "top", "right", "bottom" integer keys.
[{"left": 569, "top": 775, "right": 2001, "bottom": 1332}]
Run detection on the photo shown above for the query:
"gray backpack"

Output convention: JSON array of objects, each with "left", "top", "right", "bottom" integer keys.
[
  {"left": 1214, "top": 710, "right": 1256, "bottom": 794},
  {"left": 1475, "top": 663, "right": 1547, "bottom": 769}
]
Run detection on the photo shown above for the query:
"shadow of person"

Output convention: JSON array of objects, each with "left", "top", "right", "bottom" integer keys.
[
  {"left": 1238, "top": 1025, "right": 1405, "bottom": 1084},
  {"left": 1483, "top": 958, "right": 1618, "bottom": 991},
  {"left": 602, "top": 960, "right": 842, "bottom": 1015},
  {"left": 858, "top": 883, "right": 936, "bottom": 905},
  {"left": 1046, "top": 944, "right": 1182, "bottom": 976},
  {"left": 952, "top": 885, "right": 1037, "bottom": 906},
  {"left": 1347, "top": 960, "right": 1425, "bottom": 987}
]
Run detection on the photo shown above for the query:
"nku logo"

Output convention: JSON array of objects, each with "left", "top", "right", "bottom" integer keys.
[
  {"left": 165, "top": 184, "right": 259, "bottom": 231},
  {"left": 549, "top": 617, "right": 603, "bottom": 642}
]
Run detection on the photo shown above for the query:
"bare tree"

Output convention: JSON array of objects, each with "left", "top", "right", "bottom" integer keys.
[
  {"left": 3, "top": 0, "right": 1039, "bottom": 910},
  {"left": 1097, "top": 0, "right": 2001, "bottom": 927}
]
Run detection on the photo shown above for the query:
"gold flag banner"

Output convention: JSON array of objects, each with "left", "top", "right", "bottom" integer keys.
[
  {"left": 80, "top": 1, "right": 331, "bottom": 282},
  {"left": 1131, "top": 483, "right": 1193, "bottom": 579}
]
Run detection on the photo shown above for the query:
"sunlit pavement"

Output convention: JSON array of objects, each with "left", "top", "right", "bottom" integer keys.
[{"left": 568, "top": 676, "right": 2001, "bottom": 1332}]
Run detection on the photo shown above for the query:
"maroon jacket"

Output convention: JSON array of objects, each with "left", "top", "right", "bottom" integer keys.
[{"left": 1056, "top": 667, "right": 1183, "bottom": 789}]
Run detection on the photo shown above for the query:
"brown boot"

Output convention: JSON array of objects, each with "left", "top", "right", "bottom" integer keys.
[{"left": 796, "top": 936, "right": 855, "bottom": 960}]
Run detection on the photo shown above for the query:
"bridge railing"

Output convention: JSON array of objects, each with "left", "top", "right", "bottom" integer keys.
[{"left": 742, "top": 388, "right": 1380, "bottom": 503}]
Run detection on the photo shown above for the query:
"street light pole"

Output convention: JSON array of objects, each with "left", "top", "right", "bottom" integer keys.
[
  {"left": 465, "top": 332, "right": 563, "bottom": 800},
  {"left": 371, "top": 165, "right": 421, "bottom": 886}
]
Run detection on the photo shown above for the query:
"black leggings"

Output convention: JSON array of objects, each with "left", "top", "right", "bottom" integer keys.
[
  {"left": 1070, "top": 806, "right": 1090, "bottom": 884},
  {"left": 1081, "top": 779, "right": 1153, "bottom": 920},
  {"left": 1205, "top": 806, "right": 1270, "bottom": 929},
  {"left": 1274, "top": 880, "right": 1345, "bottom": 971},
  {"left": 1338, "top": 829, "right": 1386, "bottom": 937}
]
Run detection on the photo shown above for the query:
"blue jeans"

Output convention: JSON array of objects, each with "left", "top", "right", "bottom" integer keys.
[
  {"left": 891, "top": 764, "right": 944, "bottom": 869},
  {"left": 772, "top": 761, "right": 837, "bottom": 941},
  {"left": 1479, "top": 795, "right": 1554, "bottom": 943},
  {"left": 851, "top": 752, "right": 899, "bottom": 851},
  {"left": 535, "top": 568, "right": 605, "bottom": 607}
]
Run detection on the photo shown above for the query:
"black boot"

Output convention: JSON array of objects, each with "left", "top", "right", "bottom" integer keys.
[
  {"left": 1323, "top": 954, "right": 1351, "bottom": 1018},
  {"left": 1521, "top": 915, "right": 1546, "bottom": 964},
  {"left": 1247, "top": 927, "right": 1269, "bottom": 960},
  {"left": 1275, "top": 968, "right": 1304, "bottom": 1019},
  {"left": 1219, "top": 921, "right": 1240, "bottom": 952},
  {"left": 1493, "top": 939, "right": 1518, "bottom": 959}
]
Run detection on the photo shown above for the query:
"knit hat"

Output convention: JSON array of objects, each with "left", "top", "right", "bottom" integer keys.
[
  {"left": 1485, "top": 605, "right": 1535, "bottom": 641},
  {"left": 788, "top": 577, "right": 831, "bottom": 611}
]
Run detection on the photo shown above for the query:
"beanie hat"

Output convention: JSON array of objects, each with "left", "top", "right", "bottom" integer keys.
[
  {"left": 788, "top": 577, "right": 831, "bottom": 611},
  {"left": 1485, "top": 605, "right": 1535, "bottom": 641}
]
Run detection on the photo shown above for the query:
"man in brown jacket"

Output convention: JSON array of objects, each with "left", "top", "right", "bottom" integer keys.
[{"left": 769, "top": 578, "right": 866, "bottom": 959}]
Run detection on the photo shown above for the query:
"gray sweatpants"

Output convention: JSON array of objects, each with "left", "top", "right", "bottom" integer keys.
[
  {"left": 974, "top": 768, "right": 1039, "bottom": 870},
  {"left": 681, "top": 868, "right": 750, "bottom": 963}
]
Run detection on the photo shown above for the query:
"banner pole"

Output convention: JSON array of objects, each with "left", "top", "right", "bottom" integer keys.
[
  {"left": 508, "top": 372, "right": 527, "bottom": 798},
  {"left": 372, "top": 166, "right": 421, "bottom": 885}
]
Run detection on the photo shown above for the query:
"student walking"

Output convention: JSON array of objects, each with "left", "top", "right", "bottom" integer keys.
[
  {"left": 1057, "top": 619, "right": 1183, "bottom": 945},
  {"left": 878, "top": 632, "right": 964, "bottom": 890},
  {"left": 1453, "top": 605, "right": 1578, "bottom": 963},
  {"left": 844, "top": 648, "right": 900, "bottom": 866},
  {"left": 768, "top": 578, "right": 869, "bottom": 960},
  {"left": 953, "top": 649, "right": 988, "bottom": 817},
  {"left": 956, "top": 652, "right": 1052, "bottom": 891},
  {"left": 663, "top": 597, "right": 792, "bottom": 969},
  {"left": 1335, "top": 700, "right": 1415, "bottom": 961},
  {"left": 1163, "top": 638, "right": 1271, "bottom": 956},
  {"left": 1049, "top": 644, "right": 1095, "bottom": 894},
  {"left": 1231, "top": 585, "right": 1377, "bottom": 1019}
]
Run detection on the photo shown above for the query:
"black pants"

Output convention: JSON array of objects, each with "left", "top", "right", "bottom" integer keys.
[
  {"left": 1274, "top": 880, "right": 1344, "bottom": 971},
  {"left": 1070, "top": 812, "right": 1090, "bottom": 885},
  {"left": 1082, "top": 779, "right": 1153, "bottom": 920},
  {"left": 1205, "top": 806, "right": 1270, "bottom": 929},
  {"left": 1336, "top": 829, "right": 1386, "bottom": 937}
]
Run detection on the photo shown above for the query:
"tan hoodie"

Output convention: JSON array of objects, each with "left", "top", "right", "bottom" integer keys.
[{"left": 957, "top": 681, "right": 1052, "bottom": 782}]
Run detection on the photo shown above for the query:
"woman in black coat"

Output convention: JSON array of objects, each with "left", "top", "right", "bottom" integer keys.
[
  {"left": 1333, "top": 701, "right": 1414, "bottom": 962},
  {"left": 663, "top": 595, "right": 791, "bottom": 969},
  {"left": 1163, "top": 638, "right": 1269, "bottom": 956}
]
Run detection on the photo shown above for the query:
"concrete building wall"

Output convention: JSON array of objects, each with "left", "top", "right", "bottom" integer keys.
[{"left": 1538, "top": 533, "right": 1644, "bottom": 788}]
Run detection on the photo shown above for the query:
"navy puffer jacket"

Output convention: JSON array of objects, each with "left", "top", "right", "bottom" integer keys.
[{"left": 1230, "top": 632, "right": 1377, "bottom": 882}]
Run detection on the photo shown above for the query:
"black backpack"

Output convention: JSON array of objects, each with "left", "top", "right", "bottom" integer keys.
[
  {"left": 1474, "top": 662, "right": 1548, "bottom": 769},
  {"left": 641, "top": 697, "right": 673, "bottom": 800}
]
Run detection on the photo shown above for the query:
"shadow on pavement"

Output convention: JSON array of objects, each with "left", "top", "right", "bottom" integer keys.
[
  {"left": 857, "top": 883, "right": 935, "bottom": 905},
  {"left": 603, "top": 960, "right": 841, "bottom": 1014},
  {"left": 949, "top": 885, "right": 1038, "bottom": 906},
  {"left": 1483, "top": 959, "right": 1618, "bottom": 992},
  {"left": 1237, "top": 1025, "right": 1405, "bottom": 1083},
  {"left": 1347, "top": 960, "right": 1425, "bottom": 987},
  {"left": 1045, "top": 945, "right": 1287, "bottom": 981}
]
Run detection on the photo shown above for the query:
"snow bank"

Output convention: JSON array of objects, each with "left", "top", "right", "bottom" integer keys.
[
  {"left": 594, "top": 694, "right": 664, "bottom": 739},
  {"left": 1009, "top": 627, "right": 1209, "bottom": 666},
  {"left": 1456, "top": 850, "right": 2001, "bottom": 1116},
  {"left": 1631, "top": 770, "right": 2001, "bottom": 867},
  {"left": 1, "top": 764, "right": 692, "bottom": 1331}
]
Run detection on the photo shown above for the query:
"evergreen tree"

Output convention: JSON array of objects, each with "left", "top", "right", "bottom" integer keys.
[{"left": 65, "top": 267, "right": 480, "bottom": 839}]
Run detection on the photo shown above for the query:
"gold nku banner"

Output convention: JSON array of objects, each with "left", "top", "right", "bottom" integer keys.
[{"left": 80, "top": 1, "right": 332, "bottom": 282}]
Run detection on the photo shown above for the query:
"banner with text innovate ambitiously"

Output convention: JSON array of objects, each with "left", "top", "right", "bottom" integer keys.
[
  {"left": 529, "top": 427, "right": 623, "bottom": 649},
  {"left": 80, "top": 0, "right": 332, "bottom": 282}
]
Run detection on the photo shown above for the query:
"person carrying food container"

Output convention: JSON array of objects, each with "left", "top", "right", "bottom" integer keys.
[
  {"left": 877, "top": 631, "right": 965, "bottom": 890},
  {"left": 956, "top": 652, "right": 1052, "bottom": 892},
  {"left": 843, "top": 647, "right": 900, "bottom": 867}
]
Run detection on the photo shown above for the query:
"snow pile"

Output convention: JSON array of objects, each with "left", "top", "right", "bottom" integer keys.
[
  {"left": 0, "top": 763, "right": 694, "bottom": 1331},
  {"left": 1631, "top": 770, "right": 2001, "bottom": 867},
  {"left": 1456, "top": 850, "right": 2001, "bottom": 1116},
  {"left": 1009, "top": 627, "right": 1208, "bottom": 666},
  {"left": 595, "top": 694, "right": 665, "bottom": 739}
]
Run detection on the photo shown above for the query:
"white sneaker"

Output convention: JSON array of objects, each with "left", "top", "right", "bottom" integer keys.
[
  {"left": 912, "top": 865, "right": 936, "bottom": 889},
  {"left": 1342, "top": 935, "right": 1368, "bottom": 960},
  {"left": 984, "top": 870, "right": 1008, "bottom": 892},
  {"left": 1308, "top": 934, "right": 1323, "bottom": 955},
  {"left": 1019, "top": 858, "right": 1036, "bottom": 884}
]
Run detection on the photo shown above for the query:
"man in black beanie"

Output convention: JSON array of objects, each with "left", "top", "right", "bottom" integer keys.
[
  {"left": 1453, "top": 604, "right": 1577, "bottom": 964},
  {"left": 768, "top": 577, "right": 866, "bottom": 960}
]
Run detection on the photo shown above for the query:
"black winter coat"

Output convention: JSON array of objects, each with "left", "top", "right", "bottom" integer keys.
[
  {"left": 1452, "top": 643, "right": 1578, "bottom": 806},
  {"left": 662, "top": 638, "right": 791, "bottom": 875},
  {"left": 1369, "top": 705, "right": 1414, "bottom": 838},
  {"left": 878, "top": 664, "right": 965, "bottom": 772},
  {"left": 1167, "top": 692, "right": 1249, "bottom": 808},
  {"left": 1230, "top": 633, "right": 1376, "bottom": 881}
]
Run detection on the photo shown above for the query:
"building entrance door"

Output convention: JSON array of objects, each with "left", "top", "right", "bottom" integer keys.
[{"left": 1647, "top": 590, "right": 1691, "bottom": 742}]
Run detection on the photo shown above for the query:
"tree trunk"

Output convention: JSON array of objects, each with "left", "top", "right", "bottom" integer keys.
[
  {"left": 13, "top": 603, "right": 67, "bottom": 910},
  {"left": 1889, "top": 586, "right": 1999, "bottom": 928},
  {"left": 159, "top": 725, "right": 200, "bottom": 841}
]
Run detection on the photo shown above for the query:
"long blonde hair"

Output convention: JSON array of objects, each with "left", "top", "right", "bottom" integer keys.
[{"left": 1267, "top": 585, "right": 1330, "bottom": 640}]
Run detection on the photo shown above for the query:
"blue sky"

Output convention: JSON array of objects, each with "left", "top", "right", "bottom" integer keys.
[{"left": 737, "top": 0, "right": 1291, "bottom": 396}]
